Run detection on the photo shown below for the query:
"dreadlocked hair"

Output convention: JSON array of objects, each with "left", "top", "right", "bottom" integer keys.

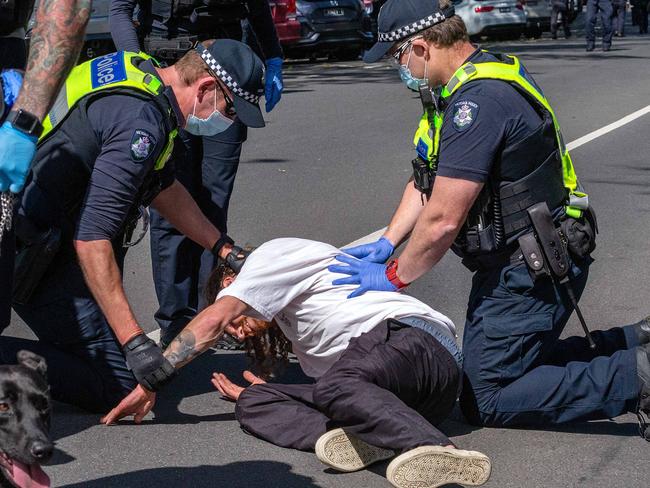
[{"left": 205, "top": 262, "right": 292, "bottom": 380}]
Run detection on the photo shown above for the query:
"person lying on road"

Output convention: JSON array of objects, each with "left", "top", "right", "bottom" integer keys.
[{"left": 101, "top": 238, "right": 492, "bottom": 488}]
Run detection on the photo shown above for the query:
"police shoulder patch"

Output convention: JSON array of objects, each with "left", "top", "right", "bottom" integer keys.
[
  {"left": 130, "top": 129, "right": 157, "bottom": 162},
  {"left": 452, "top": 100, "right": 479, "bottom": 132}
]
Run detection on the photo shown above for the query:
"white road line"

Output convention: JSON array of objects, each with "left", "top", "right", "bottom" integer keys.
[
  {"left": 566, "top": 105, "right": 650, "bottom": 151},
  {"left": 344, "top": 105, "right": 650, "bottom": 248}
]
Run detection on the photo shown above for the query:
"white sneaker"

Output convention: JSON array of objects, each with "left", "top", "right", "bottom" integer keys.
[
  {"left": 386, "top": 445, "right": 492, "bottom": 488},
  {"left": 315, "top": 428, "right": 395, "bottom": 472}
]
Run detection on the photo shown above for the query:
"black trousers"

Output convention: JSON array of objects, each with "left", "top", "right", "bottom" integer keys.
[
  {"left": 551, "top": 7, "right": 571, "bottom": 37},
  {"left": 0, "top": 37, "right": 26, "bottom": 333},
  {"left": 235, "top": 321, "right": 460, "bottom": 453}
]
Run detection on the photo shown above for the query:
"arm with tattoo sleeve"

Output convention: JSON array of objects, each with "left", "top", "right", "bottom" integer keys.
[
  {"left": 14, "top": 0, "right": 91, "bottom": 120},
  {"left": 164, "top": 296, "right": 248, "bottom": 370}
]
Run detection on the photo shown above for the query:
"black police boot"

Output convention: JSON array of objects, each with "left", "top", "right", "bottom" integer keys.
[
  {"left": 630, "top": 316, "right": 650, "bottom": 345},
  {"left": 586, "top": 42, "right": 595, "bottom": 52},
  {"left": 636, "top": 345, "right": 650, "bottom": 441}
]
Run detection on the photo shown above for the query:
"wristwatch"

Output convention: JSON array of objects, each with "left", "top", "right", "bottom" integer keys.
[
  {"left": 385, "top": 259, "right": 410, "bottom": 290},
  {"left": 6, "top": 109, "right": 43, "bottom": 138}
]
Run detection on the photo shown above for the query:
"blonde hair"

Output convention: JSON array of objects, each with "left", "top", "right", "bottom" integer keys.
[{"left": 174, "top": 39, "right": 216, "bottom": 86}]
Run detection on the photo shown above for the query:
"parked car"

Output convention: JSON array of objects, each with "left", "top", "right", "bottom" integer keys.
[
  {"left": 523, "top": 0, "right": 551, "bottom": 38},
  {"left": 276, "top": 0, "right": 374, "bottom": 60},
  {"left": 269, "top": 0, "right": 303, "bottom": 47},
  {"left": 452, "top": 0, "right": 527, "bottom": 39}
]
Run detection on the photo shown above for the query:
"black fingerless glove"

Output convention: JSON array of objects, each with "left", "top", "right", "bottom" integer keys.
[
  {"left": 122, "top": 334, "right": 176, "bottom": 391},
  {"left": 223, "top": 245, "right": 252, "bottom": 273}
]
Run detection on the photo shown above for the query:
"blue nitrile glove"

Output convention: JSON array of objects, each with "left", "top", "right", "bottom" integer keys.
[
  {"left": 341, "top": 236, "right": 394, "bottom": 263},
  {"left": 1, "top": 70, "right": 24, "bottom": 114},
  {"left": 264, "top": 57, "right": 283, "bottom": 113},
  {"left": 0, "top": 122, "right": 38, "bottom": 193},
  {"left": 328, "top": 254, "right": 397, "bottom": 299}
]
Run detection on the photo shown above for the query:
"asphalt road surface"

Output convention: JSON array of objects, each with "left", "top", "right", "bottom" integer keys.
[{"left": 5, "top": 25, "right": 650, "bottom": 488}]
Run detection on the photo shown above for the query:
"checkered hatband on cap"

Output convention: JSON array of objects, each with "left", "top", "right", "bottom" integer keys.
[
  {"left": 196, "top": 46, "right": 262, "bottom": 103},
  {"left": 378, "top": 12, "right": 448, "bottom": 42}
]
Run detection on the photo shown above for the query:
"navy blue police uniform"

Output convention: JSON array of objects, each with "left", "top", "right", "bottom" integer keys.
[
  {"left": 0, "top": 0, "right": 33, "bottom": 341},
  {"left": 3, "top": 56, "right": 180, "bottom": 412},
  {"left": 361, "top": 0, "right": 646, "bottom": 431},
  {"left": 110, "top": 0, "right": 282, "bottom": 346},
  {"left": 439, "top": 50, "right": 639, "bottom": 427}
]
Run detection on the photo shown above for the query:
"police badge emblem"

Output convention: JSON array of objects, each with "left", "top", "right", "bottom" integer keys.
[
  {"left": 452, "top": 100, "right": 479, "bottom": 131},
  {"left": 130, "top": 129, "right": 156, "bottom": 162}
]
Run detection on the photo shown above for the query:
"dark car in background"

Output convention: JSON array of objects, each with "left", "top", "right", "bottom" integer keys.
[{"left": 272, "top": 0, "right": 374, "bottom": 60}]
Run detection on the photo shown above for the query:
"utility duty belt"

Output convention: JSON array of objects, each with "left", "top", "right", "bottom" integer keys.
[
  {"left": 464, "top": 203, "right": 598, "bottom": 348},
  {"left": 143, "top": 36, "right": 199, "bottom": 62}
]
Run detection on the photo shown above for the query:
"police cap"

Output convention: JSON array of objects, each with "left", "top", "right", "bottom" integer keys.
[
  {"left": 195, "top": 39, "right": 266, "bottom": 128},
  {"left": 364, "top": 0, "right": 455, "bottom": 63}
]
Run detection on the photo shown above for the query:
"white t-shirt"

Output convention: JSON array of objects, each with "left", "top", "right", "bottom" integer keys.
[{"left": 217, "top": 238, "right": 456, "bottom": 378}]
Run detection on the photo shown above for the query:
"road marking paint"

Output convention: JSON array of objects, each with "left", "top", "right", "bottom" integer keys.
[
  {"left": 344, "top": 105, "right": 650, "bottom": 248},
  {"left": 566, "top": 105, "right": 650, "bottom": 151}
]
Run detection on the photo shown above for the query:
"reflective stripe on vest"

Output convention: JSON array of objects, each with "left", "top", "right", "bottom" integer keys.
[
  {"left": 413, "top": 54, "right": 587, "bottom": 218},
  {"left": 41, "top": 51, "right": 175, "bottom": 171}
]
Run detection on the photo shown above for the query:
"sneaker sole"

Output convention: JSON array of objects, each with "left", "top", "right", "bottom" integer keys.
[
  {"left": 386, "top": 445, "right": 492, "bottom": 488},
  {"left": 315, "top": 428, "right": 395, "bottom": 472}
]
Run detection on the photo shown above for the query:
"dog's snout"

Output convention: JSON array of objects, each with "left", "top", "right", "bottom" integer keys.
[{"left": 30, "top": 440, "right": 53, "bottom": 462}]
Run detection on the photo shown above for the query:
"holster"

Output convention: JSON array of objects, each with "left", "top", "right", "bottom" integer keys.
[
  {"left": 518, "top": 202, "right": 570, "bottom": 282},
  {"left": 13, "top": 217, "right": 62, "bottom": 305},
  {"left": 143, "top": 36, "right": 198, "bottom": 62}
]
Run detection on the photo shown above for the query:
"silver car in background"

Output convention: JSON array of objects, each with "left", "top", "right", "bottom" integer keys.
[
  {"left": 523, "top": 0, "right": 552, "bottom": 38},
  {"left": 453, "top": 0, "right": 527, "bottom": 39}
]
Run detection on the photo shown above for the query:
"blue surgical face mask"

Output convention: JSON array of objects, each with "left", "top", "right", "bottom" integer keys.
[
  {"left": 185, "top": 90, "right": 233, "bottom": 136},
  {"left": 399, "top": 45, "right": 429, "bottom": 92}
]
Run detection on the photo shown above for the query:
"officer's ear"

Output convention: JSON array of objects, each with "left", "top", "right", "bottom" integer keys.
[
  {"left": 411, "top": 38, "right": 430, "bottom": 60},
  {"left": 196, "top": 77, "right": 217, "bottom": 103}
]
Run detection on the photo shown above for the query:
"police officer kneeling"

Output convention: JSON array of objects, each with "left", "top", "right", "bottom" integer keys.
[
  {"left": 331, "top": 0, "right": 650, "bottom": 440},
  {"left": 6, "top": 40, "right": 266, "bottom": 413}
]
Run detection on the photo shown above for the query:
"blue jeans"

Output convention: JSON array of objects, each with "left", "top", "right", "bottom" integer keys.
[
  {"left": 459, "top": 256, "right": 640, "bottom": 427},
  {"left": 586, "top": 0, "right": 614, "bottom": 45},
  {"left": 150, "top": 120, "right": 247, "bottom": 346},
  {"left": 5, "top": 247, "right": 136, "bottom": 413}
]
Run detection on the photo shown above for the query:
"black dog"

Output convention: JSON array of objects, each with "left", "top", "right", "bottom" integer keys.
[{"left": 0, "top": 350, "right": 52, "bottom": 488}]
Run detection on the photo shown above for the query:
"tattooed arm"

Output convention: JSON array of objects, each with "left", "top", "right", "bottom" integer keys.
[
  {"left": 164, "top": 296, "right": 248, "bottom": 370},
  {"left": 14, "top": 0, "right": 91, "bottom": 120}
]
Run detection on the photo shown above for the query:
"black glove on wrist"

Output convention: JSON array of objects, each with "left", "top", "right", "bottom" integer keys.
[
  {"left": 122, "top": 334, "right": 176, "bottom": 391},
  {"left": 211, "top": 234, "right": 234, "bottom": 258},
  {"left": 223, "top": 245, "right": 252, "bottom": 274}
]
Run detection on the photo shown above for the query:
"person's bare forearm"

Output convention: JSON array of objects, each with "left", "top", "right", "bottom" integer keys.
[
  {"left": 383, "top": 178, "right": 428, "bottom": 247},
  {"left": 152, "top": 180, "right": 231, "bottom": 256},
  {"left": 397, "top": 176, "right": 484, "bottom": 283},
  {"left": 74, "top": 239, "right": 142, "bottom": 345},
  {"left": 397, "top": 204, "right": 463, "bottom": 283},
  {"left": 15, "top": 0, "right": 91, "bottom": 120},
  {"left": 164, "top": 297, "right": 246, "bottom": 369}
]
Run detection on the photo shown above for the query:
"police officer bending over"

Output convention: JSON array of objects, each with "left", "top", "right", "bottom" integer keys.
[
  {"left": 331, "top": 0, "right": 650, "bottom": 440},
  {"left": 110, "top": 0, "right": 284, "bottom": 350},
  {"left": 5, "top": 40, "right": 266, "bottom": 413}
]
